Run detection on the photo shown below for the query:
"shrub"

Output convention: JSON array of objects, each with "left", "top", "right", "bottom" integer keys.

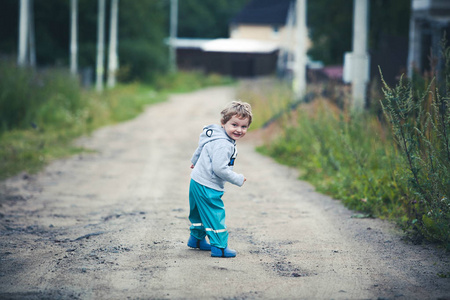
[{"left": 380, "top": 61, "right": 450, "bottom": 246}]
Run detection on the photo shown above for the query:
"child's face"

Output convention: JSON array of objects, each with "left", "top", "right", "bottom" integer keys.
[{"left": 222, "top": 115, "right": 249, "bottom": 141}]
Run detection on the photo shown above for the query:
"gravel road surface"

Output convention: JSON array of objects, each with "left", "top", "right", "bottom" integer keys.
[{"left": 1, "top": 86, "right": 449, "bottom": 299}]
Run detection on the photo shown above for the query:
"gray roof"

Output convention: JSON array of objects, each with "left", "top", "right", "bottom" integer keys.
[{"left": 231, "top": 0, "right": 294, "bottom": 26}]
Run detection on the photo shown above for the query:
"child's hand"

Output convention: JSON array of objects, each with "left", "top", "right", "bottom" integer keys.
[
  {"left": 243, "top": 177, "right": 247, "bottom": 184},
  {"left": 190, "top": 164, "right": 194, "bottom": 169}
]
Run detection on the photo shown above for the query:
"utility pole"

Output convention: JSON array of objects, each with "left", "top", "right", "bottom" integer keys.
[
  {"left": 294, "top": 0, "right": 307, "bottom": 101},
  {"left": 70, "top": 0, "right": 78, "bottom": 75},
  {"left": 277, "top": 1, "right": 295, "bottom": 77},
  {"left": 18, "top": 0, "right": 29, "bottom": 67},
  {"left": 28, "top": 0, "right": 36, "bottom": 67},
  {"left": 169, "top": 0, "right": 178, "bottom": 73},
  {"left": 107, "top": 0, "right": 119, "bottom": 88},
  {"left": 96, "top": 0, "right": 106, "bottom": 92},
  {"left": 351, "top": 0, "right": 369, "bottom": 111}
]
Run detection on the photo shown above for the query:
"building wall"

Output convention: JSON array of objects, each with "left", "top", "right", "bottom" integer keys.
[
  {"left": 229, "top": 24, "right": 311, "bottom": 53},
  {"left": 230, "top": 24, "right": 289, "bottom": 43},
  {"left": 176, "top": 48, "right": 278, "bottom": 77},
  {"left": 407, "top": 0, "right": 450, "bottom": 76},
  {"left": 413, "top": 0, "right": 450, "bottom": 15}
]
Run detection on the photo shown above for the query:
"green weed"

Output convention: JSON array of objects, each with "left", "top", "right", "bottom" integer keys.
[{"left": 380, "top": 65, "right": 450, "bottom": 246}]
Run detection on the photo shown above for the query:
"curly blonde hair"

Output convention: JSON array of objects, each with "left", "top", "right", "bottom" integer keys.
[{"left": 220, "top": 101, "right": 253, "bottom": 126}]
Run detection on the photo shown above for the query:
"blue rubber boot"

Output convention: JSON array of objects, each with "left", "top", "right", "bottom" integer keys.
[
  {"left": 187, "top": 235, "right": 211, "bottom": 251},
  {"left": 211, "top": 246, "right": 236, "bottom": 258}
]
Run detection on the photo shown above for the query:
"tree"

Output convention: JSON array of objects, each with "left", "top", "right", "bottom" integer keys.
[
  {"left": 178, "top": 0, "right": 250, "bottom": 38},
  {"left": 117, "top": 0, "right": 168, "bottom": 82},
  {"left": 1, "top": 0, "right": 251, "bottom": 82},
  {"left": 307, "top": 0, "right": 410, "bottom": 65},
  {"left": 307, "top": 0, "right": 353, "bottom": 65}
]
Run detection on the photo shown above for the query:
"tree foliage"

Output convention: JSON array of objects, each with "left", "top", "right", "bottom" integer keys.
[
  {"left": 307, "top": 0, "right": 410, "bottom": 65},
  {"left": 0, "top": 0, "right": 411, "bottom": 77},
  {"left": 178, "top": 0, "right": 250, "bottom": 38},
  {"left": 0, "top": 0, "right": 249, "bottom": 82}
]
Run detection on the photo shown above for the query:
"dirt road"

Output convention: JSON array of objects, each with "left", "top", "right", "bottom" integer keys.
[{"left": 1, "top": 86, "right": 449, "bottom": 299}]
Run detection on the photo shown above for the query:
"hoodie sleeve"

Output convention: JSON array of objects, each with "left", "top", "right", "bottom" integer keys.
[
  {"left": 209, "top": 142, "right": 245, "bottom": 187},
  {"left": 190, "top": 145, "right": 202, "bottom": 166},
  {"left": 191, "top": 130, "right": 205, "bottom": 166}
]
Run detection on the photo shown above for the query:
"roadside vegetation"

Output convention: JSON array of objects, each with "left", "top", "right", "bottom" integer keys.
[
  {"left": 238, "top": 51, "right": 450, "bottom": 249},
  {"left": 0, "top": 60, "right": 233, "bottom": 180}
]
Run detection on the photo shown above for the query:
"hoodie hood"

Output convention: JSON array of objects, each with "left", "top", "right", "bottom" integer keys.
[{"left": 198, "top": 124, "right": 235, "bottom": 148}]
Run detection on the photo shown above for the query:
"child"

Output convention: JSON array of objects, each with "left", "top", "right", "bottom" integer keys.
[{"left": 187, "top": 101, "right": 252, "bottom": 258}]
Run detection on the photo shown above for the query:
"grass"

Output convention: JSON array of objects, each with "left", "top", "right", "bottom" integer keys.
[
  {"left": 0, "top": 61, "right": 234, "bottom": 180},
  {"left": 238, "top": 75, "right": 450, "bottom": 248},
  {"left": 236, "top": 80, "right": 416, "bottom": 229},
  {"left": 0, "top": 83, "right": 164, "bottom": 180},
  {"left": 237, "top": 78, "right": 295, "bottom": 129}
]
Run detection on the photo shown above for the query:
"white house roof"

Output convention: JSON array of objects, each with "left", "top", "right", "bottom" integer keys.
[
  {"left": 169, "top": 38, "right": 214, "bottom": 49},
  {"left": 200, "top": 38, "right": 279, "bottom": 53}
]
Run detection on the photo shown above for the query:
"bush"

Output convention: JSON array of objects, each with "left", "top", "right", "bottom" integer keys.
[{"left": 381, "top": 62, "right": 450, "bottom": 246}]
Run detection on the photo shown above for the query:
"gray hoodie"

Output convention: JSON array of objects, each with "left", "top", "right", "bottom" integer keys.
[{"left": 190, "top": 124, "right": 245, "bottom": 191}]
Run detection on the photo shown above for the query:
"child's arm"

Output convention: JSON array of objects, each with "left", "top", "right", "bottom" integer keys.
[
  {"left": 190, "top": 145, "right": 202, "bottom": 167},
  {"left": 210, "top": 144, "right": 245, "bottom": 187}
]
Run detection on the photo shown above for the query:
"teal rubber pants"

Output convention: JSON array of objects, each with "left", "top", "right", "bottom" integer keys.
[{"left": 189, "top": 179, "right": 228, "bottom": 248}]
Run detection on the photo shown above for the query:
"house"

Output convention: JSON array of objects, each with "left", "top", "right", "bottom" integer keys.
[
  {"left": 174, "top": 38, "right": 279, "bottom": 77},
  {"left": 230, "top": 0, "right": 294, "bottom": 44},
  {"left": 175, "top": 0, "right": 297, "bottom": 77},
  {"left": 407, "top": 0, "right": 450, "bottom": 77}
]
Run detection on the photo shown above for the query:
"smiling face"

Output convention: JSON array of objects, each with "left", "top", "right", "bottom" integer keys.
[{"left": 222, "top": 115, "right": 249, "bottom": 141}]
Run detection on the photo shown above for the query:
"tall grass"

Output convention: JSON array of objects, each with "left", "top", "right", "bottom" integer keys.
[
  {"left": 240, "top": 75, "right": 449, "bottom": 248},
  {"left": 0, "top": 61, "right": 234, "bottom": 180},
  {"left": 381, "top": 74, "right": 450, "bottom": 246},
  {"left": 258, "top": 98, "right": 407, "bottom": 220},
  {"left": 0, "top": 60, "right": 84, "bottom": 132},
  {"left": 237, "top": 78, "right": 295, "bottom": 129}
]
